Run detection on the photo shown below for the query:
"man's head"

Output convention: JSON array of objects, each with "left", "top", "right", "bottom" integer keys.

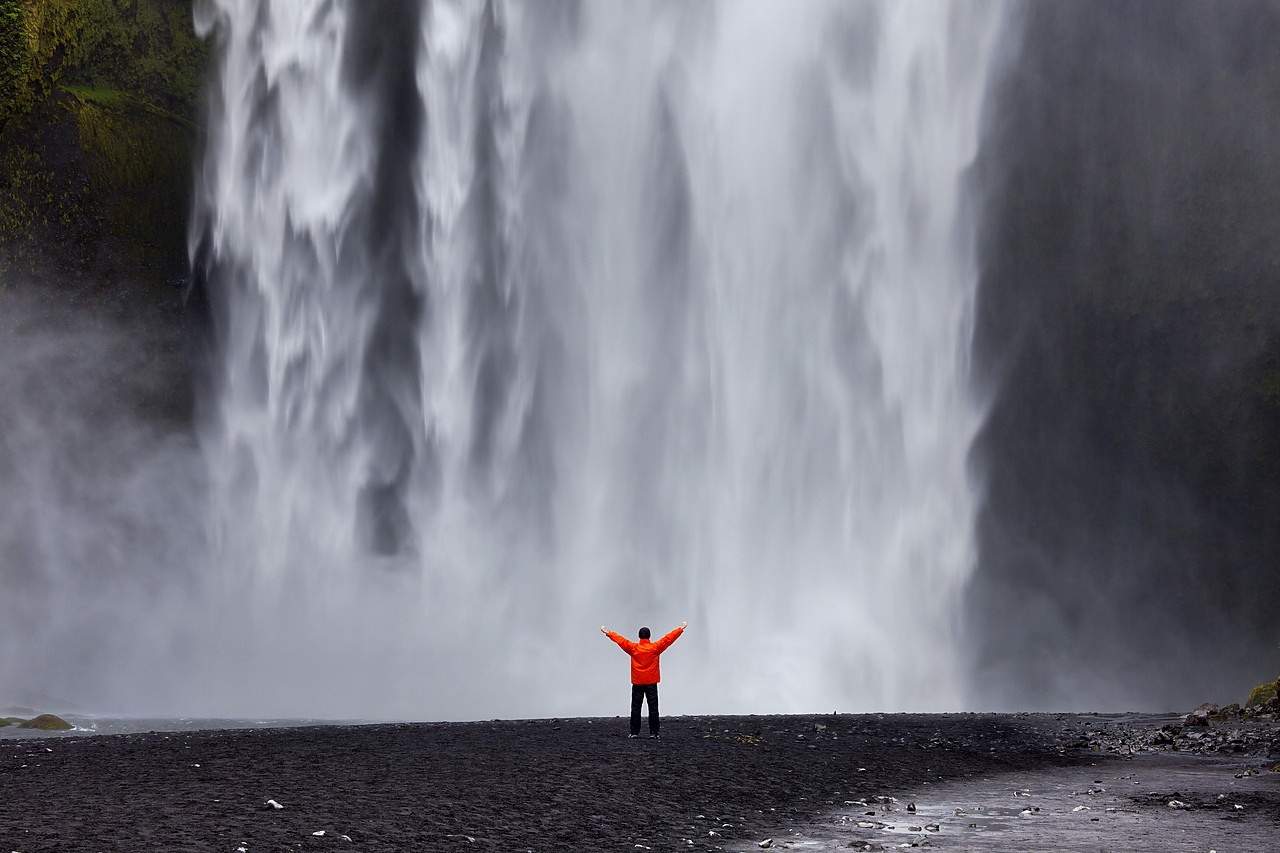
[{"left": 638, "top": 627, "right": 651, "bottom": 640}]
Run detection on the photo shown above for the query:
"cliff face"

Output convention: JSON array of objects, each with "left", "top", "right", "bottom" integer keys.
[
  {"left": 0, "top": 0, "right": 206, "bottom": 290},
  {"left": 967, "top": 0, "right": 1280, "bottom": 710}
]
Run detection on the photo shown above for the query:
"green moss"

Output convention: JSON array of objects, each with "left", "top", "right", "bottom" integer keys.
[
  {"left": 64, "top": 83, "right": 197, "bottom": 132},
  {"left": 0, "top": 0, "right": 206, "bottom": 282},
  {"left": 9, "top": 0, "right": 207, "bottom": 119},
  {"left": 0, "top": 717, "right": 26, "bottom": 727},
  {"left": 0, "top": 2, "right": 26, "bottom": 124},
  {"left": 0, "top": 142, "right": 50, "bottom": 232},
  {"left": 61, "top": 83, "right": 128, "bottom": 107},
  {"left": 1246, "top": 679, "right": 1278, "bottom": 708},
  {"left": 72, "top": 90, "right": 193, "bottom": 262},
  {"left": 15, "top": 713, "right": 73, "bottom": 730}
]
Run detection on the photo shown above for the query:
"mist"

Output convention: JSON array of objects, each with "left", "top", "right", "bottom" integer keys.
[{"left": 0, "top": 285, "right": 205, "bottom": 713}]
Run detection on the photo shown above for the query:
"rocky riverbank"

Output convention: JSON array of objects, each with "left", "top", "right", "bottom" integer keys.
[{"left": 1057, "top": 701, "right": 1280, "bottom": 759}]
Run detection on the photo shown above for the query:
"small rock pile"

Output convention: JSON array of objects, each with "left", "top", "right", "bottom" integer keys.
[{"left": 1061, "top": 703, "right": 1280, "bottom": 759}]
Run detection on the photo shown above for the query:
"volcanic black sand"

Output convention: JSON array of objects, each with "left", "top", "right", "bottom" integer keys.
[{"left": 2, "top": 713, "right": 1277, "bottom": 851}]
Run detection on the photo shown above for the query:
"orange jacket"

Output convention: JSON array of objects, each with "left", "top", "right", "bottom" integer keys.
[{"left": 605, "top": 627, "right": 683, "bottom": 684}]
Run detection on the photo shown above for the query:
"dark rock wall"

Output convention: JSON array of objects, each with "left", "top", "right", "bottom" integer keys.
[
  {"left": 0, "top": 0, "right": 206, "bottom": 291},
  {"left": 968, "top": 0, "right": 1280, "bottom": 710}
]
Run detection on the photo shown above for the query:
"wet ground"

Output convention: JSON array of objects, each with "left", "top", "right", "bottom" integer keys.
[
  {"left": 753, "top": 752, "right": 1279, "bottom": 852},
  {"left": 743, "top": 712, "right": 1280, "bottom": 852}
]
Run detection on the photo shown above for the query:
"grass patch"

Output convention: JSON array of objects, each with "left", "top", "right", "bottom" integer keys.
[
  {"left": 63, "top": 83, "right": 198, "bottom": 133},
  {"left": 61, "top": 83, "right": 129, "bottom": 107}
]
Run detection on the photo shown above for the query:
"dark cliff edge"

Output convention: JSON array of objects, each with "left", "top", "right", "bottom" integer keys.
[{"left": 967, "top": 0, "right": 1280, "bottom": 711}]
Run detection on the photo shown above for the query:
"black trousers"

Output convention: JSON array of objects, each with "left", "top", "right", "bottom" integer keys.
[{"left": 630, "top": 683, "right": 659, "bottom": 736}]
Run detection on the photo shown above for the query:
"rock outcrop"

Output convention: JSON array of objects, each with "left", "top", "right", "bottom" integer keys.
[
  {"left": 0, "top": 0, "right": 207, "bottom": 286},
  {"left": 14, "top": 714, "right": 73, "bottom": 730}
]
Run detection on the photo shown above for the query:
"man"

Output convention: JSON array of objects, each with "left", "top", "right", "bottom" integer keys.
[{"left": 601, "top": 621, "right": 686, "bottom": 738}]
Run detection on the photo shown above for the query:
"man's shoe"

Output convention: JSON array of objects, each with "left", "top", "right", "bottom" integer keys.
[
  {"left": 628, "top": 734, "right": 638, "bottom": 738},
  {"left": 649, "top": 734, "right": 659, "bottom": 739}
]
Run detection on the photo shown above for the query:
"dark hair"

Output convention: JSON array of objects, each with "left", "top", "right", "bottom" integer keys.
[{"left": 638, "top": 626, "right": 651, "bottom": 640}]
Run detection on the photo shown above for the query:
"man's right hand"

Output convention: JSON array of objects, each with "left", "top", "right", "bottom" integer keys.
[
  {"left": 681, "top": 621, "right": 687, "bottom": 630},
  {"left": 600, "top": 626, "right": 607, "bottom": 634}
]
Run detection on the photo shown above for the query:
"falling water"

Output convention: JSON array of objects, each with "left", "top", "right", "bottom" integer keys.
[{"left": 187, "top": 0, "right": 1003, "bottom": 719}]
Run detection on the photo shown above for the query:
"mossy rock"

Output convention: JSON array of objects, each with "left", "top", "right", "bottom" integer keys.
[
  {"left": 1246, "top": 679, "right": 1279, "bottom": 708},
  {"left": 1, "top": 0, "right": 207, "bottom": 129},
  {"left": 15, "top": 713, "right": 73, "bottom": 730},
  {"left": 0, "top": 0, "right": 206, "bottom": 283}
]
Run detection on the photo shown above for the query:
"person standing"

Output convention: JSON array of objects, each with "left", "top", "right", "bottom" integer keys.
[{"left": 601, "top": 622, "right": 686, "bottom": 738}]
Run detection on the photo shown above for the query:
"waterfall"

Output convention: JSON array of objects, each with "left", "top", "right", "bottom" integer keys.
[{"left": 189, "top": 0, "right": 1003, "bottom": 719}]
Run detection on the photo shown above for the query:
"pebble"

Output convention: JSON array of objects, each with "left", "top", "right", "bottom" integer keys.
[{"left": 265, "top": 799, "right": 283, "bottom": 810}]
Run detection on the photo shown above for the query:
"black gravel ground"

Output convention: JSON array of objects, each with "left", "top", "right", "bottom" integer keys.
[{"left": 0, "top": 713, "right": 1275, "bottom": 851}]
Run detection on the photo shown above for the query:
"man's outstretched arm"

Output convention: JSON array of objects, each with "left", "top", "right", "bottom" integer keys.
[
  {"left": 601, "top": 627, "right": 634, "bottom": 653},
  {"left": 653, "top": 622, "right": 686, "bottom": 652}
]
